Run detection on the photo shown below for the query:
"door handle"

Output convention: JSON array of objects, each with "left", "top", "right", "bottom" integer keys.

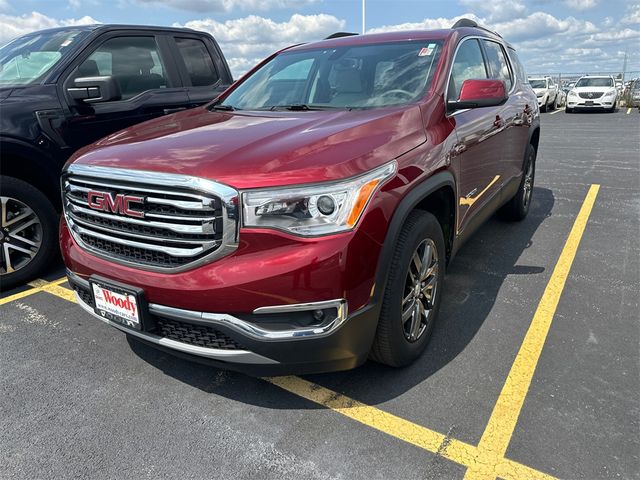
[
  {"left": 493, "top": 115, "right": 503, "bottom": 128},
  {"left": 163, "top": 107, "right": 187, "bottom": 115}
]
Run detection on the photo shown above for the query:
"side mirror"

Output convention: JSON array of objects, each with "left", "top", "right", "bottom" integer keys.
[
  {"left": 448, "top": 79, "right": 507, "bottom": 111},
  {"left": 67, "top": 76, "right": 121, "bottom": 103}
]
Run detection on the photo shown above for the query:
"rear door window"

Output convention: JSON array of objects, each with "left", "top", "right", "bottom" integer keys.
[{"left": 175, "top": 37, "right": 219, "bottom": 87}]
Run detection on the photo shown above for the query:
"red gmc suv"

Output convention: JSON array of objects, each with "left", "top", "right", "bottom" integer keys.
[{"left": 60, "top": 19, "right": 540, "bottom": 374}]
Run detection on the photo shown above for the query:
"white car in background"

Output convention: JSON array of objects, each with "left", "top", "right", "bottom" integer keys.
[
  {"left": 528, "top": 76, "right": 559, "bottom": 112},
  {"left": 565, "top": 75, "right": 618, "bottom": 113}
]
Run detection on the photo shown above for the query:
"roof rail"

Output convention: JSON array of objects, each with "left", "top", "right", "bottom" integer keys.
[
  {"left": 451, "top": 18, "right": 502, "bottom": 38},
  {"left": 324, "top": 32, "right": 358, "bottom": 39}
]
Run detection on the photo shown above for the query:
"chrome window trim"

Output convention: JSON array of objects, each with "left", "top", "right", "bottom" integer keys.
[
  {"left": 62, "top": 164, "right": 239, "bottom": 273},
  {"left": 444, "top": 35, "right": 516, "bottom": 118}
]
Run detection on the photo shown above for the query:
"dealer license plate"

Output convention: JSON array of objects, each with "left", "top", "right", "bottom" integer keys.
[{"left": 90, "top": 278, "right": 142, "bottom": 330}]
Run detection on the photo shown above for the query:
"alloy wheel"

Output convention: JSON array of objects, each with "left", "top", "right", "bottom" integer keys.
[
  {"left": 402, "top": 238, "right": 439, "bottom": 342},
  {"left": 0, "top": 196, "right": 43, "bottom": 275},
  {"left": 523, "top": 160, "right": 534, "bottom": 208}
]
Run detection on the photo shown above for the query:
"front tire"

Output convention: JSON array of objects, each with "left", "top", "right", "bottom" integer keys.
[
  {"left": 499, "top": 144, "right": 536, "bottom": 222},
  {"left": 0, "top": 177, "right": 58, "bottom": 291},
  {"left": 565, "top": 107, "right": 573, "bottom": 113},
  {"left": 370, "top": 211, "right": 445, "bottom": 367}
]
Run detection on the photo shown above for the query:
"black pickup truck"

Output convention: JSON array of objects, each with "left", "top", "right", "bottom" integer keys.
[{"left": 0, "top": 25, "right": 233, "bottom": 289}]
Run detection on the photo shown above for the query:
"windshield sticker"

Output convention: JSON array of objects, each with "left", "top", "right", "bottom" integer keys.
[{"left": 418, "top": 44, "right": 437, "bottom": 56}]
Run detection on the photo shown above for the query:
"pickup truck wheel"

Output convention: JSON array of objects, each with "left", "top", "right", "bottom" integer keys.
[
  {"left": 499, "top": 144, "right": 536, "bottom": 222},
  {"left": 0, "top": 177, "right": 57, "bottom": 291},
  {"left": 370, "top": 210, "right": 444, "bottom": 367}
]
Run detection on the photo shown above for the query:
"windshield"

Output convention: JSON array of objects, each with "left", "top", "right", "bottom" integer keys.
[
  {"left": 219, "top": 40, "right": 444, "bottom": 110},
  {"left": 575, "top": 77, "right": 613, "bottom": 88},
  {"left": 528, "top": 79, "right": 547, "bottom": 88},
  {"left": 0, "top": 29, "right": 90, "bottom": 85}
]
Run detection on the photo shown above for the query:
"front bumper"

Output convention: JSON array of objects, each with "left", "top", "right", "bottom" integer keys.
[
  {"left": 566, "top": 97, "right": 616, "bottom": 109},
  {"left": 67, "top": 265, "right": 379, "bottom": 375}
]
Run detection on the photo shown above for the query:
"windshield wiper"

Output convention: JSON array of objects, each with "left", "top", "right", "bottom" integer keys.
[
  {"left": 211, "top": 104, "right": 236, "bottom": 111},
  {"left": 263, "top": 104, "right": 350, "bottom": 111}
]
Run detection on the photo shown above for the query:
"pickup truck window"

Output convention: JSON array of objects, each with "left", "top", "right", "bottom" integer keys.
[
  {"left": 175, "top": 37, "right": 219, "bottom": 86},
  {"left": 482, "top": 40, "right": 513, "bottom": 90},
  {"left": 0, "top": 29, "right": 90, "bottom": 85},
  {"left": 220, "top": 40, "right": 443, "bottom": 110},
  {"left": 449, "top": 39, "right": 488, "bottom": 100},
  {"left": 79, "top": 36, "right": 167, "bottom": 99}
]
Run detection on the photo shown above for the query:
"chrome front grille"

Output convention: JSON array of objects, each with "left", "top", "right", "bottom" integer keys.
[
  {"left": 62, "top": 165, "right": 239, "bottom": 271},
  {"left": 578, "top": 91, "right": 604, "bottom": 99}
]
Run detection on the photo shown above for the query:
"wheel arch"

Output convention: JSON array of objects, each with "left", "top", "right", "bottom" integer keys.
[
  {"left": 0, "top": 139, "right": 62, "bottom": 211},
  {"left": 372, "top": 170, "right": 456, "bottom": 305}
]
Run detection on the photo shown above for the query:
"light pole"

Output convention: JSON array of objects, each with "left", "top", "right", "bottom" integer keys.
[{"left": 362, "top": 0, "right": 366, "bottom": 34}]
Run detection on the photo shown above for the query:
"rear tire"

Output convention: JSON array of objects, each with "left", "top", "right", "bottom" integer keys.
[
  {"left": 0, "top": 177, "right": 58, "bottom": 291},
  {"left": 499, "top": 144, "right": 536, "bottom": 222},
  {"left": 370, "top": 211, "right": 445, "bottom": 367}
]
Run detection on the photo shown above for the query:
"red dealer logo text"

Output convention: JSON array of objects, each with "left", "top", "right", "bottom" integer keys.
[
  {"left": 102, "top": 289, "right": 137, "bottom": 314},
  {"left": 87, "top": 191, "right": 144, "bottom": 218}
]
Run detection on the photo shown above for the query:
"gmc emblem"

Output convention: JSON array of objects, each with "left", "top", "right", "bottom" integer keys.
[{"left": 87, "top": 191, "right": 145, "bottom": 218}]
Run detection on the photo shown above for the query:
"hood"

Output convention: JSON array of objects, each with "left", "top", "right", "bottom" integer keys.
[
  {"left": 532, "top": 88, "right": 548, "bottom": 95},
  {"left": 70, "top": 105, "right": 426, "bottom": 189},
  {"left": 573, "top": 85, "right": 615, "bottom": 93}
]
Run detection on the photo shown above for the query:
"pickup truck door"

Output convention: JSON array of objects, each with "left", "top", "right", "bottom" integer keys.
[
  {"left": 168, "top": 35, "right": 233, "bottom": 108},
  {"left": 58, "top": 32, "right": 191, "bottom": 151}
]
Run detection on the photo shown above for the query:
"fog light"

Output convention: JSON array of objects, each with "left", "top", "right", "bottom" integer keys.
[{"left": 312, "top": 309, "right": 325, "bottom": 322}]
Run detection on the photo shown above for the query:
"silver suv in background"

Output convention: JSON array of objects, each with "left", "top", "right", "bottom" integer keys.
[
  {"left": 566, "top": 75, "right": 617, "bottom": 113},
  {"left": 528, "top": 76, "right": 559, "bottom": 112}
]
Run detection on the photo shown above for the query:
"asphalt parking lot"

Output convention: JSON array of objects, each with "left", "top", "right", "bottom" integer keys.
[{"left": 1, "top": 107, "right": 639, "bottom": 480}]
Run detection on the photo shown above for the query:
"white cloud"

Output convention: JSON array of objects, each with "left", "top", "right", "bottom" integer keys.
[
  {"left": 621, "top": 3, "right": 640, "bottom": 25},
  {"left": 564, "top": 0, "right": 598, "bottom": 11},
  {"left": 367, "top": 10, "right": 638, "bottom": 75},
  {"left": 0, "top": 11, "right": 99, "bottom": 44},
  {"left": 459, "top": 0, "right": 526, "bottom": 22},
  {"left": 132, "top": 0, "right": 317, "bottom": 13},
  {"left": 176, "top": 13, "right": 345, "bottom": 76}
]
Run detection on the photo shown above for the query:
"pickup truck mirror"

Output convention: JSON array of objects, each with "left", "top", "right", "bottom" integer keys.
[
  {"left": 67, "top": 76, "right": 121, "bottom": 103},
  {"left": 448, "top": 79, "right": 507, "bottom": 111}
]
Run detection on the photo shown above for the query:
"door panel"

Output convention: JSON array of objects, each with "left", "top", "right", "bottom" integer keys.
[{"left": 451, "top": 108, "right": 504, "bottom": 234}]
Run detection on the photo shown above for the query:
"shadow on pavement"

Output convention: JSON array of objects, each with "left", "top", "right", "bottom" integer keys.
[{"left": 128, "top": 186, "right": 555, "bottom": 408}]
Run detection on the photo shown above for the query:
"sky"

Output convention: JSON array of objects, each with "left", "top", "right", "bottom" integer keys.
[{"left": 0, "top": 0, "right": 638, "bottom": 78}]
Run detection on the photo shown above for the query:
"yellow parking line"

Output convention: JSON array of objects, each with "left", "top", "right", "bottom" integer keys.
[
  {"left": 463, "top": 184, "right": 600, "bottom": 480},
  {"left": 267, "top": 376, "right": 556, "bottom": 480},
  {"left": 548, "top": 108, "right": 563, "bottom": 115},
  {"left": 28, "top": 280, "right": 558, "bottom": 479},
  {"left": 627, "top": 108, "right": 632, "bottom": 114},
  {"left": 0, "top": 277, "right": 68, "bottom": 306}
]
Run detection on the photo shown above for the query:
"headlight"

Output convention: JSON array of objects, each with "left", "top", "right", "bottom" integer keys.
[
  {"left": 536, "top": 92, "right": 545, "bottom": 98},
  {"left": 604, "top": 88, "right": 617, "bottom": 97},
  {"left": 568, "top": 90, "right": 578, "bottom": 97},
  {"left": 242, "top": 161, "right": 397, "bottom": 236}
]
